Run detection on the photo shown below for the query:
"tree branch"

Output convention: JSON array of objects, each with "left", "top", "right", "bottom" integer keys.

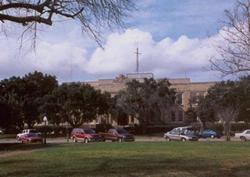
[{"left": 0, "top": 13, "right": 52, "bottom": 25}]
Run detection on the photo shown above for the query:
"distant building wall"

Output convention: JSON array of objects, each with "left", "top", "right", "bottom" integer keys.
[{"left": 85, "top": 74, "right": 216, "bottom": 126}]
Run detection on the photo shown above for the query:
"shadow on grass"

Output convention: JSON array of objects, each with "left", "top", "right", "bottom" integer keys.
[
  {"left": 0, "top": 134, "right": 16, "bottom": 139},
  {"left": 1, "top": 142, "right": 250, "bottom": 177},
  {"left": 14, "top": 154, "right": 244, "bottom": 177},
  {"left": 0, "top": 143, "right": 59, "bottom": 151}
]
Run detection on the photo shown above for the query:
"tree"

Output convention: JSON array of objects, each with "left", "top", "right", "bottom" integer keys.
[
  {"left": 201, "top": 81, "right": 241, "bottom": 141},
  {"left": 0, "top": 0, "right": 134, "bottom": 44},
  {"left": 22, "top": 71, "right": 58, "bottom": 128},
  {"left": 0, "top": 76, "right": 25, "bottom": 130},
  {"left": 39, "top": 94, "right": 62, "bottom": 126},
  {"left": 52, "top": 83, "right": 109, "bottom": 127},
  {"left": 196, "top": 96, "right": 216, "bottom": 131},
  {"left": 115, "top": 78, "right": 176, "bottom": 128},
  {"left": 0, "top": 71, "right": 58, "bottom": 129},
  {"left": 229, "top": 76, "right": 250, "bottom": 122},
  {"left": 184, "top": 106, "right": 197, "bottom": 124},
  {"left": 210, "top": 0, "right": 250, "bottom": 76}
]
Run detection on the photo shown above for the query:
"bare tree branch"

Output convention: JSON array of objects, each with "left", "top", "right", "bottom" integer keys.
[
  {"left": 211, "top": 0, "right": 250, "bottom": 76},
  {"left": 0, "top": 0, "right": 134, "bottom": 46}
]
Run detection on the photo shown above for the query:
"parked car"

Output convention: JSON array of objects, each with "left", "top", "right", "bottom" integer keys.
[
  {"left": 235, "top": 129, "right": 250, "bottom": 141},
  {"left": 18, "top": 133, "right": 43, "bottom": 143},
  {"left": 17, "top": 129, "right": 40, "bottom": 140},
  {"left": 71, "top": 128, "right": 103, "bottom": 143},
  {"left": 199, "top": 129, "right": 221, "bottom": 139},
  {"left": 164, "top": 127, "right": 199, "bottom": 141},
  {"left": 99, "top": 128, "right": 135, "bottom": 142}
]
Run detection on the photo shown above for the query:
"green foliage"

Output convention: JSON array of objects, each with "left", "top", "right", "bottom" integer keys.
[
  {"left": 184, "top": 106, "right": 197, "bottom": 124},
  {"left": 196, "top": 96, "right": 216, "bottom": 127},
  {"left": 22, "top": 71, "right": 58, "bottom": 127},
  {"left": 39, "top": 94, "right": 62, "bottom": 126},
  {"left": 196, "top": 76, "right": 250, "bottom": 140},
  {"left": 0, "top": 76, "right": 26, "bottom": 130},
  {"left": 236, "top": 76, "right": 250, "bottom": 122},
  {"left": 114, "top": 78, "right": 176, "bottom": 126},
  {"left": 0, "top": 71, "right": 58, "bottom": 129},
  {"left": 202, "top": 77, "right": 250, "bottom": 123},
  {"left": 48, "top": 83, "right": 111, "bottom": 128},
  {"left": 0, "top": 72, "right": 112, "bottom": 130}
]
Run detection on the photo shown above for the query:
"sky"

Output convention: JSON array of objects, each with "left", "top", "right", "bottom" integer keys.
[{"left": 0, "top": 0, "right": 236, "bottom": 82}]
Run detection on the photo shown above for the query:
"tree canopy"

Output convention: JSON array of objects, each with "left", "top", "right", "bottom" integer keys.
[
  {"left": 196, "top": 76, "right": 250, "bottom": 140},
  {"left": 114, "top": 78, "right": 176, "bottom": 126},
  {"left": 49, "top": 83, "right": 110, "bottom": 127},
  {"left": 0, "top": 72, "right": 112, "bottom": 130},
  {"left": 0, "top": 71, "right": 58, "bottom": 130}
]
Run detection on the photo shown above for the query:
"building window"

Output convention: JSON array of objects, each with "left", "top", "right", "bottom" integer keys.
[
  {"left": 171, "top": 111, "right": 176, "bottom": 122},
  {"left": 178, "top": 111, "right": 183, "bottom": 122},
  {"left": 190, "top": 91, "right": 205, "bottom": 105},
  {"left": 176, "top": 93, "right": 183, "bottom": 105},
  {"left": 131, "top": 116, "right": 134, "bottom": 123}
]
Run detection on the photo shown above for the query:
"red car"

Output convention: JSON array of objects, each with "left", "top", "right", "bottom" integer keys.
[
  {"left": 19, "top": 133, "right": 43, "bottom": 144},
  {"left": 71, "top": 128, "right": 103, "bottom": 143},
  {"left": 99, "top": 128, "right": 135, "bottom": 142}
]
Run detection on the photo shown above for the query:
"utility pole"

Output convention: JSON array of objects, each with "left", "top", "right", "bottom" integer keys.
[{"left": 135, "top": 47, "right": 141, "bottom": 73}]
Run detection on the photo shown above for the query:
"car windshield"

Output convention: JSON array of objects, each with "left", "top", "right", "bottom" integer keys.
[
  {"left": 204, "top": 130, "right": 213, "bottom": 133},
  {"left": 29, "top": 130, "right": 38, "bottom": 133},
  {"left": 117, "top": 128, "right": 128, "bottom": 134},
  {"left": 84, "top": 129, "right": 95, "bottom": 134},
  {"left": 183, "top": 130, "right": 195, "bottom": 136},
  {"left": 27, "top": 133, "right": 39, "bottom": 137}
]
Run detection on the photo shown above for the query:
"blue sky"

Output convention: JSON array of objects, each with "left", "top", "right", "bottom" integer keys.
[
  {"left": 0, "top": 0, "right": 236, "bottom": 82},
  {"left": 131, "top": 0, "right": 235, "bottom": 40}
]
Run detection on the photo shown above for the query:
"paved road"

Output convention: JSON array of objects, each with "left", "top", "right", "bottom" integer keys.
[{"left": 0, "top": 136, "right": 242, "bottom": 144}]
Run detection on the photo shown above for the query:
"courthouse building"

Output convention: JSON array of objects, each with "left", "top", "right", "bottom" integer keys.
[{"left": 85, "top": 73, "right": 216, "bottom": 126}]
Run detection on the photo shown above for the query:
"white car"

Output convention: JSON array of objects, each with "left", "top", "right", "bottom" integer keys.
[
  {"left": 16, "top": 129, "right": 40, "bottom": 140},
  {"left": 235, "top": 129, "right": 250, "bottom": 141}
]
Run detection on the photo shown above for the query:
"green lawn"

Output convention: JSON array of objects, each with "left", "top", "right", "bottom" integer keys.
[
  {"left": 0, "top": 142, "right": 250, "bottom": 177},
  {"left": 0, "top": 134, "right": 16, "bottom": 139}
]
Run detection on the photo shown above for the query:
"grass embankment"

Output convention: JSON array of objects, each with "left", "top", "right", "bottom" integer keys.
[
  {"left": 0, "top": 142, "right": 250, "bottom": 177},
  {"left": 0, "top": 134, "right": 16, "bottom": 139}
]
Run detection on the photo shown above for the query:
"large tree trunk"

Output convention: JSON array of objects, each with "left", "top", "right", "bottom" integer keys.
[
  {"left": 224, "top": 122, "right": 231, "bottom": 141},
  {"left": 197, "top": 116, "right": 205, "bottom": 133},
  {"left": 217, "top": 106, "right": 239, "bottom": 142}
]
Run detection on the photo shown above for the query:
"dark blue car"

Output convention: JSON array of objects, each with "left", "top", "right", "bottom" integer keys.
[{"left": 199, "top": 129, "right": 221, "bottom": 138}]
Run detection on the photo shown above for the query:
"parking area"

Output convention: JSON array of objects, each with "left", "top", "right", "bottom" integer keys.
[{"left": 0, "top": 135, "right": 242, "bottom": 144}]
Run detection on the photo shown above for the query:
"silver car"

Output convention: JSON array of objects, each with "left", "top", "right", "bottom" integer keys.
[
  {"left": 235, "top": 129, "right": 250, "bottom": 141},
  {"left": 164, "top": 127, "right": 199, "bottom": 141}
]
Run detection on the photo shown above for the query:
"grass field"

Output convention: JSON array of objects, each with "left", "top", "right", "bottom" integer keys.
[
  {"left": 0, "top": 142, "right": 250, "bottom": 177},
  {"left": 0, "top": 134, "right": 16, "bottom": 139}
]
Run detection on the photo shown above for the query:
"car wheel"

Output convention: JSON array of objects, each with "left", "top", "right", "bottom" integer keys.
[
  {"left": 240, "top": 136, "right": 247, "bottom": 142},
  {"left": 73, "top": 137, "right": 78, "bottom": 143},
  {"left": 84, "top": 138, "right": 89, "bottom": 143},
  {"left": 165, "top": 137, "right": 171, "bottom": 141},
  {"left": 181, "top": 138, "right": 187, "bottom": 142}
]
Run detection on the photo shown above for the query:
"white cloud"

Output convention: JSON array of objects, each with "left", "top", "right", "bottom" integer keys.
[
  {"left": 84, "top": 28, "right": 221, "bottom": 81},
  {"left": 0, "top": 36, "right": 87, "bottom": 81},
  {"left": 0, "top": 28, "right": 223, "bottom": 82}
]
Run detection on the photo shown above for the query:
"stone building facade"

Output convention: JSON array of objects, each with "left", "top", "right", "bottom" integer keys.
[{"left": 86, "top": 73, "right": 216, "bottom": 126}]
